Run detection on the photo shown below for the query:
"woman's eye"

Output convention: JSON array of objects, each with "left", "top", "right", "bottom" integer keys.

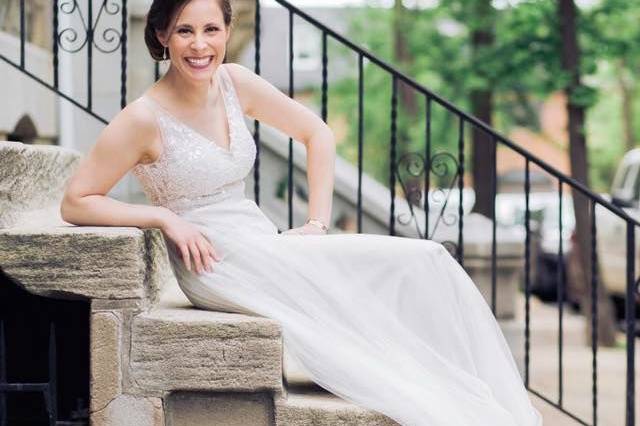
[
  {"left": 177, "top": 28, "right": 191, "bottom": 34},
  {"left": 206, "top": 27, "right": 219, "bottom": 32}
]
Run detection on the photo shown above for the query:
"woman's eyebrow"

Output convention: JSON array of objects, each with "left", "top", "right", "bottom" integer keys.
[{"left": 175, "top": 22, "right": 219, "bottom": 28}]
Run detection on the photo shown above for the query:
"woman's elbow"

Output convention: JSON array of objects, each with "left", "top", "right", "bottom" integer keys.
[
  {"left": 60, "top": 195, "right": 81, "bottom": 224},
  {"left": 317, "top": 123, "right": 336, "bottom": 150}
]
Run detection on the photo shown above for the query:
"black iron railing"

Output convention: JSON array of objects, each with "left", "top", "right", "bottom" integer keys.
[
  {"left": 0, "top": 1, "right": 637, "bottom": 424},
  {"left": 0, "top": 321, "right": 59, "bottom": 426},
  {"left": 257, "top": 2, "right": 637, "bottom": 425}
]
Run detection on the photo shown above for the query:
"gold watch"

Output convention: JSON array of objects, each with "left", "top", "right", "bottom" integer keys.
[{"left": 305, "top": 218, "right": 329, "bottom": 233}]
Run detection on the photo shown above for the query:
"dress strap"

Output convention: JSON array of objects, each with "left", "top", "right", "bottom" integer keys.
[{"left": 216, "top": 64, "right": 243, "bottom": 117}]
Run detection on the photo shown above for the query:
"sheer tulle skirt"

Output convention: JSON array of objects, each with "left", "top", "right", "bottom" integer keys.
[{"left": 165, "top": 195, "right": 543, "bottom": 426}]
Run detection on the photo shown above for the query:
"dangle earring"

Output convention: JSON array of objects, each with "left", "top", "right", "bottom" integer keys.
[{"left": 163, "top": 46, "right": 168, "bottom": 61}]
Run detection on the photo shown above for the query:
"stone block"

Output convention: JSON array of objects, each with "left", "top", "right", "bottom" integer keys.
[
  {"left": 129, "top": 308, "right": 282, "bottom": 395},
  {"left": 91, "top": 395, "right": 164, "bottom": 426},
  {"left": 91, "top": 311, "right": 123, "bottom": 413},
  {"left": 165, "top": 392, "right": 271, "bottom": 426},
  {"left": 275, "top": 392, "right": 398, "bottom": 425},
  {"left": 465, "top": 256, "right": 523, "bottom": 320},
  {"left": 0, "top": 141, "right": 80, "bottom": 228},
  {"left": 0, "top": 226, "right": 164, "bottom": 303}
]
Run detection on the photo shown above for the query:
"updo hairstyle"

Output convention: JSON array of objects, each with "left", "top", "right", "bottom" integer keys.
[{"left": 144, "top": 0, "right": 233, "bottom": 61}]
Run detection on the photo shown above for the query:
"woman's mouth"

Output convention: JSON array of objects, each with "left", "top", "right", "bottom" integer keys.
[{"left": 185, "top": 56, "right": 213, "bottom": 70}]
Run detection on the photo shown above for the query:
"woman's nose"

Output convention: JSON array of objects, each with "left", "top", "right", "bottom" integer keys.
[{"left": 191, "top": 33, "right": 208, "bottom": 50}]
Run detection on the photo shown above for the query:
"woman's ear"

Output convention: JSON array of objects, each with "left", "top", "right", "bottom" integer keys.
[{"left": 155, "top": 29, "right": 168, "bottom": 47}]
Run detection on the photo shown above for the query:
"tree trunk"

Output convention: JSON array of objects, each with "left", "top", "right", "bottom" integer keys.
[
  {"left": 470, "top": 0, "right": 495, "bottom": 219},
  {"left": 615, "top": 60, "right": 636, "bottom": 152},
  {"left": 393, "top": 0, "right": 421, "bottom": 202},
  {"left": 558, "top": 0, "right": 617, "bottom": 347}
]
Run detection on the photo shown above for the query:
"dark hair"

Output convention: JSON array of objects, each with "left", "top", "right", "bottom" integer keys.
[{"left": 144, "top": 0, "right": 233, "bottom": 61}]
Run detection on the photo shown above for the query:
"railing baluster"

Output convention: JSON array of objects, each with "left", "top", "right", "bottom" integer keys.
[
  {"left": 253, "top": 0, "right": 262, "bottom": 206},
  {"left": 19, "top": 0, "right": 25, "bottom": 69},
  {"left": 491, "top": 135, "right": 497, "bottom": 315},
  {"left": 357, "top": 53, "right": 364, "bottom": 233},
  {"left": 321, "top": 31, "right": 328, "bottom": 123},
  {"left": 424, "top": 96, "right": 431, "bottom": 240},
  {"left": 0, "top": 320, "right": 6, "bottom": 426},
  {"left": 625, "top": 221, "right": 636, "bottom": 426},
  {"left": 120, "top": 0, "right": 128, "bottom": 109},
  {"left": 87, "top": 0, "right": 93, "bottom": 110},
  {"left": 287, "top": 9, "right": 294, "bottom": 229},
  {"left": 524, "top": 158, "right": 531, "bottom": 388},
  {"left": 590, "top": 200, "right": 598, "bottom": 426},
  {"left": 457, "top": 116, "right": 464, "bottom": 266},
  {"left": 557, "top": 180, "right": 564, "bottom": 408},
  {"left": 47, "top": 324, "right": 57, "bottom": 426},
  {"left": 389, "top": 75, "right": 398, "bottom": 236},
  {"left": 53, "top": 1, "right": 59, "bottom": 89}
]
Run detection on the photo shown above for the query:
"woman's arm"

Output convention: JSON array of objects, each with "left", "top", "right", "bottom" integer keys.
[
  {"left": 60, "top": 101, "right": 170, "bottom": 229},
  {"left": 224, "top": 63, "right": 336, "bottom": 228}
]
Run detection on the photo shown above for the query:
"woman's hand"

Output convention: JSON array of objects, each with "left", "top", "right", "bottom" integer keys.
[
  {"left": 159, "top": 210, "right": 221, "bottom": 274},
  {"left": 281, "top": 223, "right": 327, "bottom": 236}
]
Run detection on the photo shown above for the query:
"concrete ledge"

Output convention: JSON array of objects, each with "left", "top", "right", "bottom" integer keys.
[
  {"left": 275, "top": 392, "right": 398, "bottom": 425},
  {"left": 0, "top": 141, "right": 80, "bottom": 228},
  {"left": 129, "top": 308, "right": 283, "bottom": 395},
  {"left": 0, "top": 225, "right": 164, "bottom": 303}
]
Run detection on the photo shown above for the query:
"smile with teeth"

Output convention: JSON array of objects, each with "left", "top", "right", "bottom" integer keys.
[{"left": 185, "top": 56, "right": 213, "bottom": 68}]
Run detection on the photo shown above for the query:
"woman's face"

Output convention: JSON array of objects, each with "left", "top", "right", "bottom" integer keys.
[{"left": 159, "top": 0, "right": 230, "bottom": 84}]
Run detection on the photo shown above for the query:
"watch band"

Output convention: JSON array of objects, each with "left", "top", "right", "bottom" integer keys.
[{"left": 305, "top": 218, "right": 329, "bottom": 232}]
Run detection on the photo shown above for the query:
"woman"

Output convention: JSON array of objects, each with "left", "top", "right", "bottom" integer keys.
[{"left": 60, "top": 0, "right": 543, "bottom": 424}]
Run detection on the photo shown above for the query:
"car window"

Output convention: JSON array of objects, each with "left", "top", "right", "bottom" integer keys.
[
  {"left": 612, "top": 161, "right": 639, "bottom": 201},
  {"left": 632, "top": 164, "right": 640, "bottom": 201},
  {"left": 613, "top": 162, "right": 632, "bottom": 194},
  {"left": 623, "top": 163, "right": 639, "bottom": 200}
]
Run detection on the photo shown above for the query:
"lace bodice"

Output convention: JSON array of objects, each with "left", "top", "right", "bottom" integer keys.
[{"left": 131, "top": 64, "right": 256, "bottom": 213}]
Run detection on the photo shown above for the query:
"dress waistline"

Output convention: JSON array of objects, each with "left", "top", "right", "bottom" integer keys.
[{"left": 162, "top": 180, "right": 246, "bottom": 214}]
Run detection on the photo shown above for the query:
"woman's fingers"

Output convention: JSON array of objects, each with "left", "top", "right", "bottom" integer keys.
[
  {"left": 189, "top": 240, "right": 203, "bottom": 274},
  {"left": 179, "top": 243, "right": 191, "bottom": 272},
  {"left": 197, "top": 238, "right": 215, "bottom": 273}
]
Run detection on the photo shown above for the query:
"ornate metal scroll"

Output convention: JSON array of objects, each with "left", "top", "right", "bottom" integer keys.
[{"left": 395, "top": 150, "right": 461, "bottom": 257}]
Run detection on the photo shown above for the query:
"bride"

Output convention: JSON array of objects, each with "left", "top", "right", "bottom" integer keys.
[{"left": 60, "top": 0, "right": 543, "bottom": 424}]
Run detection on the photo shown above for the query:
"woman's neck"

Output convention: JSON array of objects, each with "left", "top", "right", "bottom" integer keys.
[{"left": 159, "top": 65, "right": 217, "bottom": 110}]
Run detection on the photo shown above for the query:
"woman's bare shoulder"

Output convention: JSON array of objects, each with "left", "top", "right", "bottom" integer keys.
[
  {"left": 103, "top": 97, "right": 159, "bottom": 156},
  {"left": 221, "top": 62, "right": 257, "bottom": 113},
  {"left": 113, "top": 97, "right": 157, "bottom": 134}
]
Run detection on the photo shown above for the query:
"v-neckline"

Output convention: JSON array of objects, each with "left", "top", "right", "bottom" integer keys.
[{"left": 145, "top": 70, "right": 233, "bottom": 154}]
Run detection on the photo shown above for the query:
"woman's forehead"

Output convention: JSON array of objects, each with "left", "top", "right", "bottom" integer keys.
[{"left": 175, "top": 0, "right": 224, "bottom": 25}]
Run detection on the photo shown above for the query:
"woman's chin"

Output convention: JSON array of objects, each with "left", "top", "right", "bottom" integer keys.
[{"left": 179, "top": 68, "right": 214, "bottom": 83}]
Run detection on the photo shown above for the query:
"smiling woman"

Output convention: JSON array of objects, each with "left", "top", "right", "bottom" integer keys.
[{"left": 58, "top": 0, "right": 542, "bottom": 424}]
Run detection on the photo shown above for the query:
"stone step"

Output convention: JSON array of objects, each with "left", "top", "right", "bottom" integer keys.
[
  {"left": 128, "top": 307, "right": 283, "bottom": 396},
  {"left": 275, "top": 391, "right": 399, "bottom": 426}
]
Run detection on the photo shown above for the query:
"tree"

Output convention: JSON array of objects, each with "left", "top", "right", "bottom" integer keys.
[
  {"left": 558, "top": 0, "right": 617, "bottom": 346},
  {"left": 469, "top": 0, "right": 496, "bottom": 218}
]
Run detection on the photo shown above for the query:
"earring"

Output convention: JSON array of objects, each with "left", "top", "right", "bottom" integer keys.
[{"left": 163, "top": 46, "right": 168, "bottom": 61}]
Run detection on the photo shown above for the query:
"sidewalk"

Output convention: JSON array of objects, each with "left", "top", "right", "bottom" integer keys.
[{"left": 517, "top": 293, "right": 640, "bottom": 425}]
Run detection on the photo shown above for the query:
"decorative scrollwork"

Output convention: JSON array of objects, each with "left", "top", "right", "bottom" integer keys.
[
  {"left": 394, "top": 150, "right": 461, "bottom": 245},
  {"left": 93, "top": 0, "right": 123, "bottom": 53},
  {"left": 56, "top": 0, "right": 124, "bottom": 54}
]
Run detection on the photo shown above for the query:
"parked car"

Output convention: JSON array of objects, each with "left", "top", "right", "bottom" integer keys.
[
  {"left": 594, "top": 148, "right": 640, "bottom": 319},
  {"left": 496, "top": 192, "right": 577, "bottom": 304}
]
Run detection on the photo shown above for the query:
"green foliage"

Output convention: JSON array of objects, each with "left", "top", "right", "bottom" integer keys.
[{"left": 314, "top": 0, "right": 640, "bottom": 192}]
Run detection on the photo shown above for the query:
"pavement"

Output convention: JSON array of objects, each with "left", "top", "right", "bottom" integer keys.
[{"left": 518, "top": 293, "right": 640, "bottom": 425}]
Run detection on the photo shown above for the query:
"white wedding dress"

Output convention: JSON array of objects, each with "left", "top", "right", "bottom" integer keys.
[{"left": 131, "top": 64, "right": 543, "bottom": 426}]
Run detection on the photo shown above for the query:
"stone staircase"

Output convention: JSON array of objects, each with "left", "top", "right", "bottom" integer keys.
[{"left": 0, "top": 141, "right": 399, "bottom": 425}]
